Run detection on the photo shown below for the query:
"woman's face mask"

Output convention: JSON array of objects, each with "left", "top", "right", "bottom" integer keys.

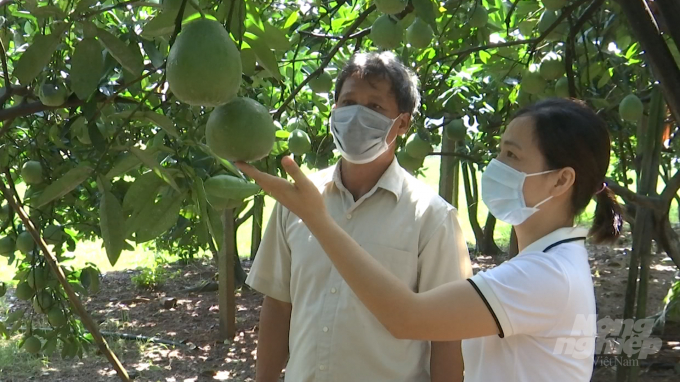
[
  {"left": 331, "top": 105, "right": 402, "bottom": 164},
  {"left": 481, "top": 159, "right": 556, "bottom": 225}
]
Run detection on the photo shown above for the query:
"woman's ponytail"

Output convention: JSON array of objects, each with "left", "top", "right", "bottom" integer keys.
[{"left": 589, "top": 185, "right": 623, "bottom": 244}]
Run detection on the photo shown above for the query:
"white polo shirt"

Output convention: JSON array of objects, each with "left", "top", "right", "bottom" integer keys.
[
  {"left": 247, "top": 158, "right": 472, "bottom": 382},
  {"left": 462, "top": 227, "right": 597, "bottom": 382}
]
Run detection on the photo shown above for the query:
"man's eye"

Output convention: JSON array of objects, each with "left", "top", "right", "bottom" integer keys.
[{"left": 370, "top": 103, "right": 383, "bottom": 111}]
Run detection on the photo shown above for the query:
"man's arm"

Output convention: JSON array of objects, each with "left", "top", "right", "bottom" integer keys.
[
  {"left": 255, "top": 296, "right": 292, "bottom": 382},
  {"left": 430, "top": 341, "right": 464, "bottom": 382}
]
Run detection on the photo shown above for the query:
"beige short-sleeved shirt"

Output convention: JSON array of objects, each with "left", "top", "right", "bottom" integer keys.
[{"left": 246, "top": 157, "right": 472, "bottom": 382}]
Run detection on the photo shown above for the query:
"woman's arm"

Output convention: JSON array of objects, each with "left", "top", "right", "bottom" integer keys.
[{"left": 237, "top": 157, "right": 499, "bottom": 341}]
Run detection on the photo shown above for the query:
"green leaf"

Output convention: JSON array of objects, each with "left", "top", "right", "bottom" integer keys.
[
  {"left": 75, "top": 0, "right": 98, "bottom": 13},
  {"left": 191, "top": 176, "right": 214, "bottom": 247},
  {"left": 33, "top": 165, "right": 93, "bottom": 208},
  {"left": 134, "top": 190, "right": 185, "bottom": 243},
  {"left": 96, "top": 28, "right": 144, "bottom": 77},
  {"left": 13, "top": 33, "right": 62, "bottom": 85},
  {"left": 112, "top": 110, "right": 180, "bottom": 138},
  {"left": 0, "top": 322, "right": 8, "bottom": 339},
  {"left": 597, "top": 69, "right": 612, "bottom": 88},
  {"left": 142, "top": 111, "right": 180, "bottom": 138},
  {"left": 197, "top": 143, "right": 245, "bottom": 178},
  {"left": 71, "top": 38, "right": 103, "bottom": 100},
  {"left": 32, "top": 5, "right": 66, "bottom": 19},
  {"left": 207, "top": 205, "right": 224, "bottom": 250},
  {"left": 244, "top": 34, "right": 281, "bottom": 80},
  {"left": 283, "top": 11, "right": 299, "bottom": 29},
  {"left": 123, "top": 171, "right": 165, "bottom": 213},
  {"left": 99, "top": 188, "right": 126, "bottom": 266},
  {"left": 43, "top": 338, "right": 58, "bottom": 356},
  {"left": 263, "top": 22, "right": 290, "bottom": 51},
  {"left": 130, "top": 146, "right": 181, "bottom": 192},
  {"left": 105, "top": 151, "right": 148, "bottom": 179},
  {"left": 141, "top": 39, "right": 164, "bottom": 68},
  {"left": 412, "top": 0, "right": 438, "bottom": 32}
]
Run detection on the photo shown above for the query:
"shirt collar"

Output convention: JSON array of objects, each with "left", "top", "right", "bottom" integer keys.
[
  {"left": 520, "top": 226, "right": 590, "bottom": 255},
  {"left": 324, "top": 157, "right": 405, "bottom": 201}
]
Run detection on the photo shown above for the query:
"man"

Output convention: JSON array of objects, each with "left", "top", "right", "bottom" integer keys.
[{"left": 246, "top": 51, "right": 472, "bottom": 382}]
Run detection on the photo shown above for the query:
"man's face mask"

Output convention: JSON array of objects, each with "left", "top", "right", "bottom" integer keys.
[
  {"left": 331, "top": 105, "right": 402, "bottom": 164},
  {"left": 481, "top": 159, "right": 556, "bottom": 225}
]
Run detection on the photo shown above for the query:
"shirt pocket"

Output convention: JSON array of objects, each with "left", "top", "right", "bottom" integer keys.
[{"left": 355, "top": 242, "right": 418, "bottom": 290}]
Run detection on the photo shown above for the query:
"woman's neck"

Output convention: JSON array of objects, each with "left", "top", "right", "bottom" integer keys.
[{"left": 515, "top": 214, "right": 574, "bottom": 252}]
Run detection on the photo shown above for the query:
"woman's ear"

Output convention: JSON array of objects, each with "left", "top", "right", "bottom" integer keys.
[
  {"left": 397, "top": 114, "right": 411, "bottom": 136},
  {"left": 551, "top": 167, "right": 576, "bottom": 197}
]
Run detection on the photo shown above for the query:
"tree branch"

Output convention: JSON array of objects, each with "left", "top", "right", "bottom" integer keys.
[
  {"left": 605, "top": 177, "right": 662, "bottom": 211},
  {"left": 0, "top": 92, "right": 137, "bottom": 122},
  {"left": 653, "top": 0, "right": 680, "bottom": 50},
  {"left": 272, "top": 5, "right": 376, "bottom": 121},
  {"left": 659, "top": 169, "right": 680, "bottom": 206},
  {"left": 616, "top": 0, "right": 680, "bottom": 124},
  {"left": 429, "top": 151, "right": 481, "bottom": 164}
]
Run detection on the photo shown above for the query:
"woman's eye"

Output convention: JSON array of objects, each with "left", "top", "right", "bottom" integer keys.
[
  {"left": 340, "top": 100, "right": 356, "bottom": 106},
  {"left": 506, "top": 151, "right": 517, "bottom": 159},
  {"left": 370, "top": 103, "right": 383, "bottom": 111}
]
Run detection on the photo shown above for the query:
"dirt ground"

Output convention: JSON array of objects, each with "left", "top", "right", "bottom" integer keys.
[{"left": 1, "top": 229, "right": 680, "bottom": 382}]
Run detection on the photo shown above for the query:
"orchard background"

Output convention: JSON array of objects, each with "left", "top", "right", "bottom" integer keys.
[{"left": 0, "top": 0, "right": 679, "bottom": 381}]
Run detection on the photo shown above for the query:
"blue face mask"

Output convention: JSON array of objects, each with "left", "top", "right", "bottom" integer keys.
[
  {"left": 331, "top": 105, "right": 401, "bottom": 164},
  {"left": 481, "top": 159, "right": 556, "bottom": 225}
]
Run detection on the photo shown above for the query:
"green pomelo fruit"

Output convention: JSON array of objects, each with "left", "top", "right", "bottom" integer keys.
[
  {"left": 555, "top": 77, "right": 570, "bottom": 98},
  {"left": 445, "top": 119, "right": 467, "bottom": 141},
  {"left": 538, "top": 10, "right": 559, "bottom": 33},
  {"left": 38, "top": 83, "right": 68, "bottom": 107},
  {"left": 21, "top": 161, "right": 43, "bottom": 185},
  {"left": 374, "top": 0, "right": 407, "bottom": 14},
  {"left": 521, "top": 71, "right": 547, "bottom": 95},
  {"left": 397, "top": 151, "right": 424, "bottom": 174},
  {"left": 206, "top": 97, "right": 276, "bottom": 162},
  {"left": 370, "top": 15, "right": 403, "bottom": 49},
  {"left": 619, "top": 94, "right": 643, "bottom": 122},
  {"left": 0, "top": 236, "right": 14, "bottom": 256},
  {"left": 16, "top": 231, "right": 36, "bottom": 254},
  {"left": 15, "top": 281, "right": 35, "bottom": 300},
  {"left": 48, "top": 308, "right": 67, "bottom": 327},
  {"left": 469, "top": 7, "right": 488, "bottom": 28},
  {"left": 406, "top": 18, "right": 433, "bottom": 49},
  {"left": 539, "top": 56, "right": 565, "bottom": 80},
  {"left": 167, "top": 18, "right": 242, "bottom": 107},
  {"left": 404, "top": 134, "right": 432, "bottom": 159},
  {"left": 288, "top": 129, "right": 312, "bottom": 155},
  {"left": 541, "top": 0, "right": 567, "bottom": 11},
  {"left": 27, "top": 267, "right": 49, "bottom": 290},
  {"left": 23, "top": 336, "right": 42, "bottom": 354},
  {"left": 308, "top": 71, "right": 333, "bottom": 94}
]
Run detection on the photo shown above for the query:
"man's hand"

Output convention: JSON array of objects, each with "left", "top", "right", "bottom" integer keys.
[{"left": 236, "top": 157, "right": 328, "bottom": 225}]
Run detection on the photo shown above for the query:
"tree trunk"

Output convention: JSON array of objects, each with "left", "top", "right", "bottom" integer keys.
[
  {"left": 508, "top": 228, "right": 519, "bottom": 258},
  {"left": 439, "top": 138, "right": 456, "bottom": 204},
  {"left": 219, "top": 209, "right": 236, "bottom": 340},
  {"left": 462, "top": 161, "right": 484, "bottom": 252},
  {"left": 481, "top": 212, "right": 501, "bottom": 257},
  {"left": 618, "top": 87, "right": 665, "bottom": 382},
  {"left": 250, "top": 195, "right": 264, "bottom": 261}
]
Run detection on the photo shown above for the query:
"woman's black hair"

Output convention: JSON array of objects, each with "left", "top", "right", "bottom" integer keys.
[
  {"left": 334, "top": 51, "right": 420, "bottom": 115},
  {"left": 514, "top": 98, "right": 623, "bottom": 244}
]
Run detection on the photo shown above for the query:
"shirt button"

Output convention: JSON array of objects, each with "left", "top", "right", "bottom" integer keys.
[
  {"left": 330, "top": 288, "right": 337, "bottom": 294},
  {"left": 323, "top": 326, "right": 329, "bottom": 332},
  {"left": 346, "top": 214, "right": 352, "bottom": 219},
  {"left": 319, "top": 365, "right": 326, "bottom": 371}
]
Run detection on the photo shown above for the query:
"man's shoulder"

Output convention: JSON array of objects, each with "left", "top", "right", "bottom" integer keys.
[{"left": 400, "top": 169, "right": 455, "bottom": 214}]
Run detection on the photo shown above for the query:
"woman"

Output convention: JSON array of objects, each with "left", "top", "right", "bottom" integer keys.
[{"left": 237, "top": 98, "right": 622, "bottom": 381}]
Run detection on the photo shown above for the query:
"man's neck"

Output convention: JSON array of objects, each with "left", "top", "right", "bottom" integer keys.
[{"left": 339, "top": 154, "right": 394, "bottom": 201}]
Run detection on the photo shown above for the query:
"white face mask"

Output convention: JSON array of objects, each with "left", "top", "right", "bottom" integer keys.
[
  {"left": 331, "top": 105, "right": 401, "bottom": 164},
  {"left": 481, "top": 159, "right": 556, "bottom": 225}
]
